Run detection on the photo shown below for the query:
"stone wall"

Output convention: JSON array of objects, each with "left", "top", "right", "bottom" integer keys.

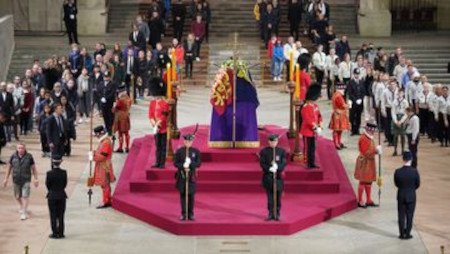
[
  {"left": 437, "top": 0, "right": 450, "bottom": 30},
  {"left": 0, "top": 15, "right": 15, "bottom": 82}
]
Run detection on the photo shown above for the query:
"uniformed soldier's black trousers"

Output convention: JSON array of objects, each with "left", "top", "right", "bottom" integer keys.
[
  {"left": 65, "top": 20, "right": 78, "bottom": 44},
  {"left": 303, "top": 136, "right": 316, "bottom": 168},
  {"left": 48, "top": 199, "right": 66, "bottom": 236},
  {"left": 267, "top": 189, "right": 282, "bottom": 218},
  {"left": 155, "top": 133, "right": 167, "bottom": 167},
  {"left": 418, "top": 108, "right": 429, "bottom": 136},
  {"left": 180, "top": 192, "right": 195, "bottom": 217},
  {"left": 350, "top": 104, "right": 363, "bottom": 135},
  {"left": 102, "top": 104, "right": 114, "bottom": 135},
  {"left": 397, "top": 200, "right": 416, "bottom": 237},
  {"left": 383, "top": 107, "right": 393, "bottom": 144}
]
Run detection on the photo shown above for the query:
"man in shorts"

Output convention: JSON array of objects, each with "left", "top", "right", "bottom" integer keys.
[{"left": 2, "top": 143, "right": 38, "bottom": 220}]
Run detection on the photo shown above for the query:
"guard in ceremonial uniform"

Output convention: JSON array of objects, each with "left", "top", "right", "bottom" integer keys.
[
  {"left": 174, "top": 133, "right": 201, "bottom": 221},
  {"left": 354, "top": 123, "right": 381, "bottom": 208},
  {"left": 259, "top": 134, "right": 287, "bottom": 221},
  {"left": 148, "top": 76, "right": 170, "bottom": 169},
  {"left": 89, "top": 126, "right": 115, "bottom": 209},
  {"left": 112, "top": 85, "right": 132, "bottom": 153},
  {"left": 329, "top": 83, "right": 350, "bottom": 149},
  {"left": 300, "top": 84, "right": 322, "bottom": 169}
]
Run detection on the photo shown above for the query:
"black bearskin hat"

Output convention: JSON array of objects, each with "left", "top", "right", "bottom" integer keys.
[
  {"left": 149, "top": 75, "right": 167, "bottom": 97},
  {"left": 298, "top": 53, "right": 311, "bottom": 71},
  {"left": 305, "top": 83, "right": 322, "bottom": 101}
]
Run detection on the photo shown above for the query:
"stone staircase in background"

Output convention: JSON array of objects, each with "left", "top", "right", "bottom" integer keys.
[{"left": 328, "top": 4, "right": 358, "bottom": 36}]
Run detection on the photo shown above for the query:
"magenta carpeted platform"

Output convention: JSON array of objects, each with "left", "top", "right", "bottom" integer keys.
[{"left": 112, "top": 125, "right": 357, "bottom": 235}]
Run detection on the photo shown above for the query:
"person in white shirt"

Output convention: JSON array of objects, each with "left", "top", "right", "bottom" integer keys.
[
  {"left": 391, "top": 89, "right": 409, "bottom": 156},
  {"left": 325, "top": 48, "right": 338, "bottom": 99},
  {"left": 405, "top": 106, "right": 420, "bottom": 167},
  {"left": 351, "top": 55, "right": 366, "bottom": 80},
  {"left": 434, "top": 85, "right": 448, "bottom": 146},
  {"left": 406, "top": 73, "right": 420, "bottom": 110},
  {"left": 381, "top": 80, "right": 397, "bottom": 146},
  {"left": 393, "top": 56, "right": 407, "bottom": 85},
  {"left": 416, "top": 82, "right": 433, "bottom": 137},
  {"left": 312, "top": 44, "right": 326, "bottom": 86},
  {"left": 372, "top": 72, "right": 387, "bottom": 126},
  {"left": 338, "top": 53, "right": 352, "bottom": 87},
  {"left": 428, "top": 85, "right": 440, "bottom": 142},
  {"left": 283, "top": 36, "right": 295, "bottom": 82}
]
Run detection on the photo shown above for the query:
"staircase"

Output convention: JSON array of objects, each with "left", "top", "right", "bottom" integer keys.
[{"left": 328, "top": 4, "right": 358, "bottom": 36}]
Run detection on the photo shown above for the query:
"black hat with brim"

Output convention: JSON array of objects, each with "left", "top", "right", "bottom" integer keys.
[
  {"left": 305, "top": 83, "right": 322, "bottom": 101},
  {"left": 94, "top": 125, "right": 106, "bottom": 134},
  {"left": 183, "top": 134, "right": 195, "bottom": 141},
  {"left": 268, "top": 134, "right": 279, "bottom": 141}
]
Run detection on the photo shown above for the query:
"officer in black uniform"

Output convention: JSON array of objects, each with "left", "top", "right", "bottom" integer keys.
[
  {"left": 174, "top": 133, "right": 201, "bottom": 221},
  {"left": 259, "top": 134, "right": 287, "bottom": 221},
  {"left": 96, "top": 71, "right": 117, "bottom": 135},
  {"left": 45, "top": 155, "right": 67, "bottom": 239},
  {"left": 347, "top": 68, "right": 365, "bottom": 135},
  {"left": 63, "top": 0, "right": 79, "bottom": 44},
  {"left": 394, "top": 151, "right": 420, "bottom": 240}
]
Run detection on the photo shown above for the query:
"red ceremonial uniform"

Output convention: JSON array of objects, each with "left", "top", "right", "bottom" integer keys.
[
  {"left": 300, "top": 102, "right": 322, "bottom": 137},
  {"left": 148, "top": 98, "right": 170, "bottom": 134},
  {"left": 93, "top": 135, "right": 115, "bottom": 205},
  {"left": 328, "top": 91, "right": 350, "bottom": 131},
  {"left": 354, "top": 133, "right": 377, "bottom": 183},
  {"left": 299, "top": 70, "right": 312, "bottom": 102},
  {"left": 112, "top": 95, "right": 132, "bottom": 133}
]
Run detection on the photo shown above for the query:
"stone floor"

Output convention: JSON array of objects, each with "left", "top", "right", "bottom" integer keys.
[{"left": 1, "top": 33, "right": 449, "bottom": 254}]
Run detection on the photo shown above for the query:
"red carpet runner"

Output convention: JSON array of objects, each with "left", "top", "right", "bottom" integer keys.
[{"left": 112, "top": 125, "right": 356, "bottom": 235}]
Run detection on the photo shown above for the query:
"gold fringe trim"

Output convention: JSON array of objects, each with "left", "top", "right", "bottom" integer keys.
[{"left": 208, "top": 141, "right": 260, "bottom": 148}]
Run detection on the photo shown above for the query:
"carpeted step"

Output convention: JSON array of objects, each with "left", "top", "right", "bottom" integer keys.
[
  {"left": 146, "top": 166, "right": 324, "bottom": 181},
  {"left": 129, "top": 179, "right": 340, "bottom": 193}
]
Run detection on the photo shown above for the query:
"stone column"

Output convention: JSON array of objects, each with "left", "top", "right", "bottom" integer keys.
[
  {"left": 358, "top": 0, "right": 391, "bottom": 37},
  {"left": 0, "top": 15, "right": 15, "bottom": 81},
  {"left": 437, "top": 0, "right": 450, "bottom": 30},
  {"left": 77, "top": 0, "right": 107, "bottom": 35}
]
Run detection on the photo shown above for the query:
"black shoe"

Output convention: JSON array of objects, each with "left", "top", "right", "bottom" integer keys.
[
  {"left": 307, "top": 164, "right": 320, "bottom": 169},
  {"left": 265, "top": 215, "right": 274, "bottom": 221},
  {"left": 357, "top": 203, "right": 367, "bottom": 208},
  {"left": 115, "top": 148, "right": 124, "bottom": 153},
  {"left": 49, "top": 234, "right": 59, "bottom": 239},
  {"left": 188, "top": 215, "right": 195, "bottom": 221},
  {"left": 392, "top": 151, "right": 398, "bottom": 156},
  {"left": 151, "top": 164, "right": 160, "bottom": 168},
  {"left": 96, "top": 203, "right": 111, "bottom": 209},
  {"left": 158, "top": 165, "right": 165, "bottom": 169},
  {"left": 125, "top": 148, "right": 129, "bottom": 153},
  {"left": 59, "top": 234, "right": 65, "bottom": 239},
  {"left": 0, "top": 160, "right": 6, "bottom": 165},
  {"left": 404, "top": 235, "right": 413, "bottom": 240},
  {"left": 179, "top": 215, "right": 186, "bottom": 221},
  {"left": 366, "top": 202, "right": 379, "bottom": 207},
  {"left": 340, "top": 144, "right": 347, "bottom": 149},
  {"left": 398, "top": 235, "right": 405, "bottom": 239}
]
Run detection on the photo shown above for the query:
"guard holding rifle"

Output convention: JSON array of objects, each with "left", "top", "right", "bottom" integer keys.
[{"left": 259, "top": 134, "right": 287, "bottom": 221}]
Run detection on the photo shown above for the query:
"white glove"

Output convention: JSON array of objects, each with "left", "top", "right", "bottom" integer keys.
[
  {"left": 315, "top": 127, "right": 322, "bottom": 135},
  {"left": 88, "top": 151, "right": 94, "bottom": 161},
  {"left": 356, "top": 99, "right": 362, "bottom": 105},
  {"left": 185, "top": 157, "right": 191, "bottom": 164},
  {"left": 271, "top": 162, "right": 278, "bottom": 171},
  {"left": 376, "top": 145, "right": 382, "bottom": 155},
  {"left": 101, "top": 97, "right": 106, "bottom": 103},
  {"left": 269, "top": 166, "right": 277, "bottom": 173},
  {"left": 347, "top": 100, "right": 353, "bottom": 109},
  {"left": 183, "top": 162, "right": 190, "bottom": 169}
]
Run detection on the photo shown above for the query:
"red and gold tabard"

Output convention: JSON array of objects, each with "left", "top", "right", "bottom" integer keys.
[
  {"left": 93, "top": 135, "right": 115, "bottom": 186},
  {"left": 298, "top": 70, "right": 311, "bottom": 102},
  {"left": 148, "top": 98, "right": 170, "bottom": 134},
  {"left": 300, "top": 102, "right": 322, "bottom": 137},
  {"left": 112, "top": 94, "right": 132, "bottom": 133},
  {"left": 354, "top": 132, "right": 377, "bottom": 183},
  {"left": 328, "top": 91, "right": 350, "bottom": 131}
]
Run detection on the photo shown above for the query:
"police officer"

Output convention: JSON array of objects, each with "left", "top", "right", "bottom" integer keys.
[
  {"left": 259, "top": 134, "right": 286, "bottom": 221},
  {"left": 45, "top": 155, "right": 67, "bottom": 239},
  {"left": 63, "top": 0, "right": 79, "bottom": 44},
  {"left": 347, "top": 68, "right": 365, "bottom": 135},
  {"left": 97, "top": 71, "right": 117, "bottom": 136},
  {"left": 394, "top": 151, "right": 420, "bottom": 240},
  {"left": 174, "top": 133, "right": 201, "bottom": 221}
]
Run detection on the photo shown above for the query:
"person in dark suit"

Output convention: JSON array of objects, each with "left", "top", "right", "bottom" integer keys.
[
  {"left": 0, "top": 82, "right": 15, "bottom": 143},
  {"left": 259, "top": 134, "right": 287, "bottom": 221},
  {"left": 288, "top": 0, "right": 303, "bottom": 41},
  {"left": 63, "top": 0, "right": 79, "bottom": 44},
  {"left": 347, "top": 68, "right": 365, "bottom": 135},
  {"left": 174, "top": 134, "right": 201, "bottom": 221},
  {"left": 394, "top": 151, "right": 420, "bottom": 240},
  {"left": 123, "top": 48, "right": 138, "bottom": 96},
  {"left": 172, "top": 0, "right": 186, "bottom": 42},
  {"left": 45, "top": 156, "right": 67, "bottom": 239},
  {"left": 96, "top": 71, "right": 117, "bottom": 135},
  {"left": 46, "top": 103, "right": 67, "bottom": 158},
  {"left": 129, "top": 23, "right": 147, "bottom": 52}
]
